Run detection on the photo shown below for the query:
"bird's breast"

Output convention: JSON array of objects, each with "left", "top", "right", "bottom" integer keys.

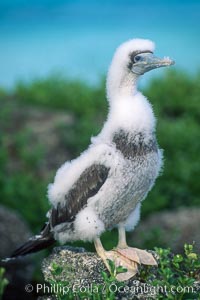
[
  {"left": 112, "top": 129, "right": 158, "bottom": 159},
  {"left": 93, "top": 129, "right": 162, "bottom": 228}
]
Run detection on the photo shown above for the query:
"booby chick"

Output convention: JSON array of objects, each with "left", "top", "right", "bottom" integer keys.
[{"left": 10, "top": 38, "right": 174, "bottom": 281}]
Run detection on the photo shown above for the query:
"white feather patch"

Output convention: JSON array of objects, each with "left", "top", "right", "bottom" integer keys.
[
  {"left": 125, "top": 203, "right": 141, "bottom": 231},
  {"left": 74, "top": 207, "right": 105, "bottom": 241}
]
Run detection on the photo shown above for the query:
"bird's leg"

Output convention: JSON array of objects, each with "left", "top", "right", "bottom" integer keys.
[
  {"left": 94, "top": 237, "right": 111, "bottom": 270},
  {"left": 114, "top": 225, "right": 157, "bottom": 280},
  {"left": 94, "top": 237, "right": 140, "bottom": 281},
  {"left": 94, "top": 227, "right": 157, "bottom": 282},
  {"left": 117, "top": 224, "right": 128, "bottom": 248},
  {"left": 94, "top": 237, "right": 129, "bottom": 276}
]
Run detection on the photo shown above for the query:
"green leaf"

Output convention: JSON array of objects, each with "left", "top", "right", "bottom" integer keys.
[{"left": 116, "top": 266, "right": 128, "bottom": 274}]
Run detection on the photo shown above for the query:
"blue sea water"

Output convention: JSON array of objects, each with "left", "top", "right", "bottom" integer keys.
[{"left": 0, "top": 0, "right": 200, "bottom": 88}]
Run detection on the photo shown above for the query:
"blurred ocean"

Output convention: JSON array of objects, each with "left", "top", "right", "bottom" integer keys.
[{"left": 0, "top": 0, "right": 200, "bottom": 87}]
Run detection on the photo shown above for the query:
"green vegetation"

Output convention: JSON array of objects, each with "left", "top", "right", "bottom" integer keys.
[
  {"left": 139, "top": 244, "right": 200, "bottom": 299},
  {"left": 0, "top": 69, "right": 199, "bottom": 237},
  {"left": 15, "top": 75, "right": 107, "bottom": 156},
  {"left": 0, "top": 268, "right": 8, "bottom": 300},
  {"left": 45, "top": 244, "right": 200, "bottom": 299}
]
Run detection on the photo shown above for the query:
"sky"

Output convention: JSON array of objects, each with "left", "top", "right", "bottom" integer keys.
[{"left": 0, "top": 0, "right": 200, "bottom": 87}]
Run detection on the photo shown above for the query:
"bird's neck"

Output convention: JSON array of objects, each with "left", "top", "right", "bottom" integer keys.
[
  {"left": 106, "top": 69, "right": 138, "bottom": 100},
  {"left": 105, "top": 70, "right": 156, "bottom": 134},
  {"left": 108, "top": 92, "right": 156, "bottom": 133},
  {"left": 94, "top": 91, "right": 156, "bottom": 145}
]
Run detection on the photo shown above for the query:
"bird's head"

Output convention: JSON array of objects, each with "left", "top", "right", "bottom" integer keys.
[{"left": 107, "top": 38, "right": 175, "bottom": 100}]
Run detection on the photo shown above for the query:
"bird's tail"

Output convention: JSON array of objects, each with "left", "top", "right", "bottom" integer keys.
[{"left": 10, "top": 223, "right": 55, "bottom": 258}]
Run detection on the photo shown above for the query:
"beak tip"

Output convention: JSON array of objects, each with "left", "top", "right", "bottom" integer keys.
[{"left": 163, "top": 56, "right": 175, "bottom": 66}]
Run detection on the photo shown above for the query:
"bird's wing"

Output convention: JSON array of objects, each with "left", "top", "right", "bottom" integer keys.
[{"left": 50, "top": 164, "right": 110, "bottom": 227}]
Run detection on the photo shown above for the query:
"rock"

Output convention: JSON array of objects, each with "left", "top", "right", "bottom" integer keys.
[
  {"left": 131, "top": 207, "right": 200, "bottom": 253},
  {"left": 0, "top": 205, "right": 35, "bottom": 300},
  {"left": 40, "top": 246, "right": 159, "bottom": 300},
  {"left": 0, "top": 205, "right": 32, "bottom": 259},
  {"left": 42, "top": 246, "right": 104, "bottom": 284}
]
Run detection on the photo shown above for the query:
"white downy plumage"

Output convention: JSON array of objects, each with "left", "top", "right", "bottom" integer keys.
[{"left": 48, "top": 38, "right": 174, "bottom": 243}]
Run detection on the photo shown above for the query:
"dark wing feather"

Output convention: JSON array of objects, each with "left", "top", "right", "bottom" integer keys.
[
  {"left": 11, "top": 223, "right": 55, "bottom": 258},
  {"left": 9, "top": 164, "right": 109, "bottom": 258},
  {"left": 50, "top": 164, "right": 110, "bottom": 227}
]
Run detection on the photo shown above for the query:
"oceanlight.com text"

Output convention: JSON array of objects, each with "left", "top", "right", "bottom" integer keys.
[{"left": 25, "top": 282, "right": 195, "bottom": 296}]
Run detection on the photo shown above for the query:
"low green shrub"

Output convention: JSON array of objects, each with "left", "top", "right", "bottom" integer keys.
[{"left": 0, "top": 268, "right": 8, "bottom": 300}]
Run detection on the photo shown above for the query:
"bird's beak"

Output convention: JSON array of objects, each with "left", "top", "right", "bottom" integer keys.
[{"left": 132, "top": 53, "right": 175, "bottom": 75}]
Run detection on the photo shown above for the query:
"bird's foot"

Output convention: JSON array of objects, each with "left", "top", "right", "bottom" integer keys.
[
  {"left": 94, "top": 238, "right": 157, "bottom": 281},
  {"left": 100, "top": 249, "right": 139, "bottom": 281},
  {"left": 114, "top": 247, "right": 157, "bottom": 281},
  {"left": 115, "top": 247, "right": 157, "bottom": 266}
]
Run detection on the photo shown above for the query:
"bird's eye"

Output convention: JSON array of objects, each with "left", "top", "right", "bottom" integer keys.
[{"left": 134, "top": 55, "right": 142, "bottom": 63}]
